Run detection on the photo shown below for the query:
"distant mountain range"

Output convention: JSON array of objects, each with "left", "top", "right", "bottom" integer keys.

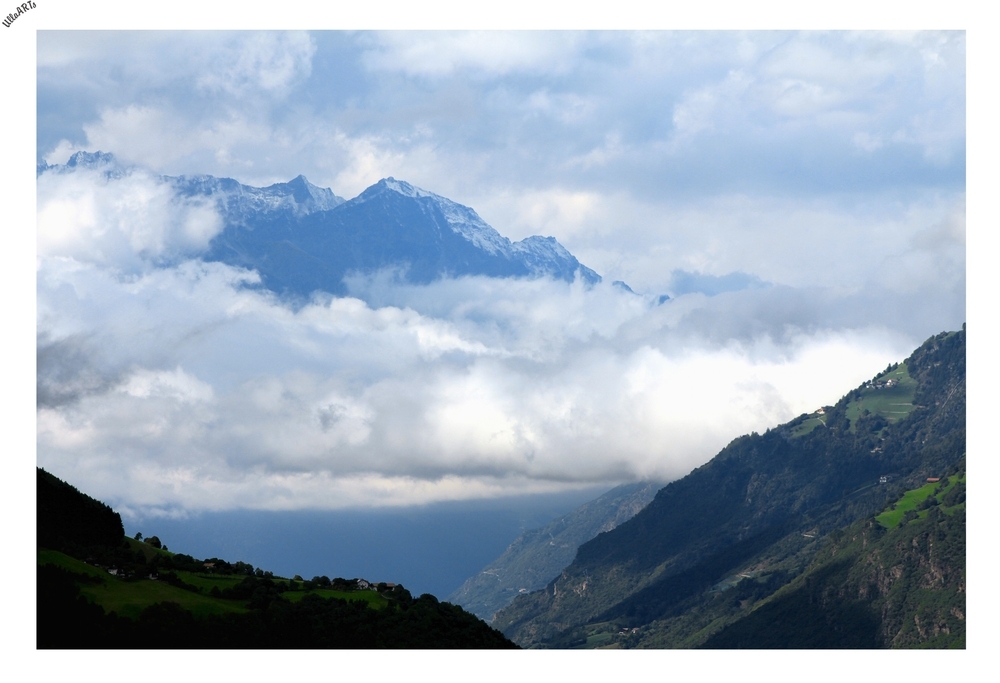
[
  {"left": 448, "top": 480, "right": 662, "bottom": 622},
  {"left": 493, "top": 327, "right": 966, "bottom": 648},
  {"left": 41, "top": 152, "right": 604, "bottom": 300}
]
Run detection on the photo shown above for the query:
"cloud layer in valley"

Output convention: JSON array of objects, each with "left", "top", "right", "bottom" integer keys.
[{"left": 35, "top": 30, "right": 965, "bottom": 514}]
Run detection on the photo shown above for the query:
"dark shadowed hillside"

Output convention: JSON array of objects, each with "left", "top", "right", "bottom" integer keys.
[
  {"left": 37, "top": 467, "right": 124, "bottom": 553},
  {"left": 37, "top": 469, "right": 517, "bottom": 649}
]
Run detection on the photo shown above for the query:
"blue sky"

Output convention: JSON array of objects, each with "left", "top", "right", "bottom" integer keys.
[
  {"left": 27, "top": 24, "right": 969, "bottom": 514},
  {"left": 36, "top": 30, "right": 965, "bottom": 295}
]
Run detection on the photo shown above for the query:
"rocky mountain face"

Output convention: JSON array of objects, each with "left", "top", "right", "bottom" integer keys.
[
  {"left": 43, "top": 153, "right": 602, "bottom": 299},
  {"left": 448, "top": 481, "right": 662, "bottom": 622},
  {"left": 493, "top": 328, "right": 965, "bottom": 648}
]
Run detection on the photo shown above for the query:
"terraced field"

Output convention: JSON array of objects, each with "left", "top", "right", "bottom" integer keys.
[
  {"left": 788, "top": 413, "right": 827, "bottom": 438},
  {"left": 845, "top": 364, "right": 918, "bottom": 431}
]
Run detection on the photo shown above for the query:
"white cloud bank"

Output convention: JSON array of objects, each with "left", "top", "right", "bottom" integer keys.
[
  {"left": 37, "top": 166, "right": 223, "bottom": 270},
  {"left": 35, "top": 167, "right": 944, "bottom": 514}
]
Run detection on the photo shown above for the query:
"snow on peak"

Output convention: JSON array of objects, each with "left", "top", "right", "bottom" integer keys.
[
  {"left": 66, "top": 150, "right": 119, "bottom": 168},
  {"left": 358, "top": 178, "right": 512, "bottom": 256},
  {"left": 40, "top": 150, "right": 130, "bottom": 179},
  {"left": 380, "top": 177, "right": 437, "bottom": 199},
  {"left": 512, "top": 235, "right": 602, "bottom": 284},
  {"left": 264, "top": 175, "right": 344, "bottom": 212},
  {"left": 513, "top": 235, "right": 573, "bottom": 259},
  {"left": 433, "top": 196, "right": 512, "bottom": 256}
]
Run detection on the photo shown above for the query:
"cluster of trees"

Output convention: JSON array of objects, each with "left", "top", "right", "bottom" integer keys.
[
  {"left": 133, "top": 533, "right": 166, "bottom": 551},
  {"left": 38, "top": 468, "right": 155, "bottom": 579},
  {"left": 159, "top": 553, "right": 260, "bottom": 577},
  {"left": 207, "top": 574, "right": 289, "bottom": 608},
  {"left": 37, "top": 468, "right": 124, "bottom": 556}
]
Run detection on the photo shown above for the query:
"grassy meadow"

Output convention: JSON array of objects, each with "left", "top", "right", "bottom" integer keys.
[
  {"left": 876, "top": 473, "right": 966, "bottom": 529},
  {"left": 38, "top": 547, "right": 389, "bottom": 619},
  {"left": 845, "top": 364, "right": 918, "bottom": 431}
]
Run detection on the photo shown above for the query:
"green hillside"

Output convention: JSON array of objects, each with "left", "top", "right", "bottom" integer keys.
[
  {"left": 875, "top": 474, "right": 965, "bottom": 528},
  {"left": 37, "top": 469, "right": 516, "bottom": 649},
  {"left": 38, "top": 549, "right": 250, "bottom": 619},
  {"left": 845, "top": 363, "right": 918, "bottom": 428},
  {"left": 37, "top": 546, "right": 388, "bottom": 620},
  {"left": 493, "top": 327, "right": 965, "bottom": 648}
]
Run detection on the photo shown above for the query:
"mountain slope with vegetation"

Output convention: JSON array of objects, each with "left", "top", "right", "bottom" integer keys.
[
  {"left": 493, "top": 327, "right": 965, "bottom": 648},
  {"left": 701, "top": 462, "right": 965, "bottom": 648},
  {"left": 448, "top": 481, "right": 662, "bottom": 621},
  {"left": 37, "top": 469, "right": 516, "bottom": 649}
]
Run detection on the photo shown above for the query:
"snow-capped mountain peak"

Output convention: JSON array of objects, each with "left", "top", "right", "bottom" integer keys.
[
  {"left": 354, "top": 177, "right": 437, "bottom": 202},
  {"left": 512, "top": 235, "right": 599, "bottom": 283},
  {"left": 40, "top": 153, "right": 605, "bottom": 297},
  {"left": 258, "top": 175, "right": 345, "bottom": 214},
  {"left": 353, "top": 178, "right": 513, "bottom": 256},
  {"left": 66, "top": 150, "right": 119, "bottom": 169},
  {"left": 39, "top": 150, "right": 129, "bottom": 179},
  {"left": 381, "top": 177, "right": 436, "bottom": 199}
]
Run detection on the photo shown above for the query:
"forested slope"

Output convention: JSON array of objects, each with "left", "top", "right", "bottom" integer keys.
[{"left": 702, "top": 463, "right": 965, "bottom": 649}]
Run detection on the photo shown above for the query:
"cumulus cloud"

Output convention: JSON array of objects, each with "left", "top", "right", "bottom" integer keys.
[
  {"left": 472, "top": 187, "right": 965, "bottom": 297},
  {"left": 196, "top": 31, "right": 315, "bottom": 96},
  {"left": 38, "top": 31, "right": 319, "bottom": 183},
  {"left": 37, "top": 165, "right": 223, "bottom": 270},
  {"left": 37, "top": 254, "right": 918, "bottom": 513},
  {"left": 665, "top": 31, "right": 965, "bottom": 163},
  {"left": 359, "top": 31, "right": 586, "bottom": 78},
  {"left": 39, "top": 32, "right": 965, "bottom": 202},
  {"left": 45, "top": 106, "right": 288, "bottom": 182},
  {"left": 37, "top": 31, "right": 315, "bottom": 98}
]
